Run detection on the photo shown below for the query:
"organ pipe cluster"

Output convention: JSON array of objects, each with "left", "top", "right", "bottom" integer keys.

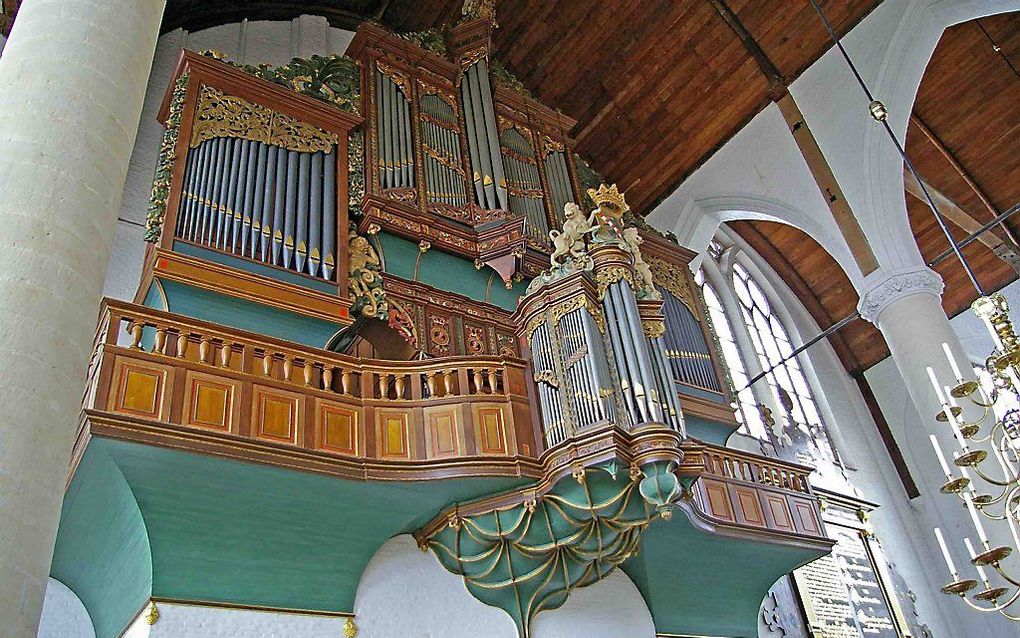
[
  {"left": 460, "top": 58, "right": 508, "bottom": 210},
  {"left": 176, "top": 137, "right": 338, "bottom": 279},
  {"left": 544, "top": 149, "right": 573, "bottom": 226},
  {"left": 375, "top": 68, "right": 416, "bottom": 191},
  {"left": 500, "top": 125, "right": 548, "bottom": 241},
  {"left": 419, "top": 93, "right": 468, "bottom": 207},
  {"left": 517, "top": 243, "right": 685, "bottom": 448},
  {"left": 658, "top": 289, "right": 722, "bottom": 393}
]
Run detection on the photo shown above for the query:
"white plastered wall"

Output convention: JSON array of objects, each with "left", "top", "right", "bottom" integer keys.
[
  {"left": 353, "top": 535, "right": 656, "bottom": 638},
  {"left": 37, "top": 578, "right": 95, "bottom": 638},
  {"left": 103, "top": 17, "right": 357, "bottom": 302}
]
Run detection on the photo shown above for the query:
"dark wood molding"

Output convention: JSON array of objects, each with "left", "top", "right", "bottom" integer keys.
[
  {"left": 852, "top": 371, "right": 920, "bottom": 499},
  {"left": 705, "top": 0, "right": 787, "bottom": 98}
]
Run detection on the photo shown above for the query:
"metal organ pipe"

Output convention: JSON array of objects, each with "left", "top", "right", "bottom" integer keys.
[{"left": 322, "top": 149, "right": 336, "bottom": 279}]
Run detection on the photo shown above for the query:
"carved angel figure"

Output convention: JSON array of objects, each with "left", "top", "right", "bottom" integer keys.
[
  {"left": 622, "top": 226, "right": 659, "bottom": 297},
  {"left": 548, "top": 202, "right": 595, "bottom": 266},
  {"left": 348, "top": 234, "right": 387, "bottom": 318}
]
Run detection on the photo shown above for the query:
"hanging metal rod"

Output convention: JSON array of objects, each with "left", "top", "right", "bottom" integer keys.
[
  {"left": 739, "top": 200, "right": 1020, "bottom": 392},
  {"left": 806, "top": 0, "right": 985, "bottom": 296}
]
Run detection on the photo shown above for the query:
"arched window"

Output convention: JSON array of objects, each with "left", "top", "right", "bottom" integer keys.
[
  {"left": 731, "top": 262, "right": 824, "bottom": 433},
  {"left": 697, "top": 272, "right": 765, "bottom": 437}
]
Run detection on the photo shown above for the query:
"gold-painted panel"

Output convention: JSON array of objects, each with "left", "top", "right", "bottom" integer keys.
[
  {"left": 476, "top": 407, "right": 506, "bottom": 455},
  {"left": 253, "top": 387, "right": 301, "bottom": 444},
  {"left": 122, "top": 369, "right": 161, "bottom": 415},
  {"left": 321, "top": 404, "right": 359, "bottom": 455},
  {"left": 193, "top": 383, "right": 230, "bottom": 429},
  {"left": 376, "top": 410, "right": 411, "bottom": 459}
]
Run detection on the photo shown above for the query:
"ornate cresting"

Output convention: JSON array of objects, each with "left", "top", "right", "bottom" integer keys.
[
  {"left": 145, "top": 73, "right": 190, "bottom": 242},
  {"left": 418, "top": 185, "right": 687, "bottom": 636}
]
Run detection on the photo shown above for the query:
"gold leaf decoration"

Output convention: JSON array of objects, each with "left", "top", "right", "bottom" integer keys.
[
  {"left": 646, "top": 256, "right": 697, "bottom": 317},
  {"left": 190, "top": 85, "right": 340, "bottom": 154}
]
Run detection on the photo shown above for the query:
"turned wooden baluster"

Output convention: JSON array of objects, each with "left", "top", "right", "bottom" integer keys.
[
  {"left": 394, "top": 374, "right": 406, "bottom": 400},
  {"left": 303, "top": 360, "right": 314, "bottom": 387},
  {"left": 176, "top": 332, "right": 189, "bottom": 358},
  {"left": 487, "top": 369, "right": 498, "bottom": 394},
  {"left": 378, "top": 372, "right": 389, "bottom": 399},
  {"left": 262, "top": 351, "right": 273, "bottom": 377},
  {"left": 128, "top": 320, "right": 143, "bottom": 349},
  {"left": 220, "top": 342, "right": 232, "bottom": 368},
  {"left": 199, "top": 335, "right": 212, "bottom": 364},
  {"left": 322, "top": 366, "right": 334, "bottom": 392},
  {"left": 443, "top": 370, "right": 454, "bottom": 396},
  {"left": 426, "top": 370, "right": 439, "bottom": 398},
  {"left": 341, "top": 369, "right": 352, "bottom": 395},
  {"left": 282, "top": 355, "right": 293, "bottom": 382},
  {"left": 472, "top": 369, "right": 483, "bottom": 394},
  {"left": 154, "top": 325, "right": 168, "bottom": 355}
]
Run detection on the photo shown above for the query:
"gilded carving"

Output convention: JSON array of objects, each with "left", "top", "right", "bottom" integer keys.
[
  {"left": 348, "top": 131, "right": 365, "bottom": 218},
  {"left": 349, "top": 231, "right": 388, "bottom": 319},
  {"left": 377, "top": 61, "right": 412, "bottom": 99},
  {"left": 647, "top": 255, "right": 696, "bottom": 314},
  {"left": 622, "top": 227, "right": 661, "bottom": 300},
  {"left": 190, "top": 86, "right": 340, "bottom": 153},
  {"left": 595, "top": 265, "right": 633, "bottom": 301},
  {"left": 549, "top": 203, "right": 596, "bottom": 267},
  {"left": 551, "top": 295, "right": 606, "bottom": 335},
  {"left": 642, "top": 319, "right": 666, "bottom": 339}
]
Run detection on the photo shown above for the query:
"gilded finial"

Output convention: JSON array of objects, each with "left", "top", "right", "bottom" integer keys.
[
  {"left": 587, "top": 183, "right": 629, "bottom": 215},
  {"left": 145, "top": 601, "right": 160, "bottom": 625},
  {"left": 343, "top": 616, "right": 358, "bottom": 637}
]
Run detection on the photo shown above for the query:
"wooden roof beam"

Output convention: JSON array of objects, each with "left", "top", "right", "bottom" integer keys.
[
  {"left": 910, "top": 113, "right": 1019, "bottom": 245},
  {"left": 705, "top": 0, "right": 787, "bottom": 99},
  {"left": 0, "top": 0, "right": 19, "bottom": 37},
  {"left": 904, "top": 169, "right": 1020, "bottom": 275}
]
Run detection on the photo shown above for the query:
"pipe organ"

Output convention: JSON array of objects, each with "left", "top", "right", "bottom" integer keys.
[
  {"left": 499, "top": 122, "right": 547, "bottom": 241},
  {"left": 659, "top": 287, "right": 722, "bottom": 393},
  {"left": 515, "top": 186, "right": 684, "bottom": 448},
  {"left": 460, "top": 57, "right": 508, "bottom": 211},
  {"left": 374, "top": 66, "right": 415, "bottom": 193}
]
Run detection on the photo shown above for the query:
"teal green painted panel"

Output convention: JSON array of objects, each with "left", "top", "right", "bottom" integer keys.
[
  {"left": 679, "top": 384, "right": 727, "bottom": 404},
  {"left": 623, "top": 508, "right": 826, "bottom": 637},
  {"left": 159, "top": 279, "right": 341, "bottom": 348},
  {"left": 173, "top": 241, "right": 338, "bottom": 295},
  {"left": 101, "top": 440, "right": 529, "bottom": 613},
  {"left": 143, "top": 283, "right": 167, "bottom": 312},
  {"left": 684, "top": 415, "right": 737, "bottom": 446},
  {"left": 375, "top": 232, "right": 525, "bottom": 312},
  {"left": 51, "top": 446, "right": 153, "bottom": 638}
]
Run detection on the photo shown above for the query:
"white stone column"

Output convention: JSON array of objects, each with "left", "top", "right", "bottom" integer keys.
[{"left": 0, "top": 0, "right": 164, "bottom": 636}]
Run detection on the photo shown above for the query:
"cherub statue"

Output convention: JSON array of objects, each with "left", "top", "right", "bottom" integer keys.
[
  {"left": 548, "top": 202, "right": 595, "bottom": 266},
  {"left": 622, "top": 226, "right": 660, "bottom": 299}
]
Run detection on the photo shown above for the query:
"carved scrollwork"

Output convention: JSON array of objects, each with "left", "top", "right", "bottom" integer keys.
[
  {"left": 595, "top": 265, "right": 634, "bottom": 300},
  {"left": 190, "top": 85, "right": 340, "bottom": 153},
  {"left": 646, "top": 255, "right": 696, "bottom": 315},
  {"left": 349, "top": 230, "right": 388, "bottom": 319}
]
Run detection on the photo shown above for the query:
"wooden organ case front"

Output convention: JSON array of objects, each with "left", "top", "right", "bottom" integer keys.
[{"left": 348, "top": 19, "right": 583, "bottom": 285}]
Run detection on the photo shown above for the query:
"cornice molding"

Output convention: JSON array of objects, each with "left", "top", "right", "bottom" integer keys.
[{"left": 857, "top": 265, "right": 944, "bottom": 323}]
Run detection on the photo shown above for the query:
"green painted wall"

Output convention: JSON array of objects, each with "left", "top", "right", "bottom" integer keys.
[
  {"left": 154, "top": 279, "right": 342, "bottom": 348},
  {"left": 374, "top": 232, "right": 528, "bottom": 312},
  {"left": 685, "top": 415, "right": 737, "bottom": 446},
  {"left": 51, "top": 447, "right": 153, "bottom": 638}
]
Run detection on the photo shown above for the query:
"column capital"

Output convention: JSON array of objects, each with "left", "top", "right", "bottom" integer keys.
[{"left": 857, "top": 265, "right": 944, "bottom": 323}]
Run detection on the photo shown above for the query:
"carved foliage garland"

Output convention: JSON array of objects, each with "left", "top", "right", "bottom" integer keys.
[
  {"left": 201, "top": 51, "right": 360, "bottom": 114},
  {"left": 190, "top": 86, "right": 340, "bottom": 153},
  {"left": 145, "top": 72, "right": 190, "bottom": 242},
  {"left": 348, "top": 130, "right": 365, "bottom": 218}
]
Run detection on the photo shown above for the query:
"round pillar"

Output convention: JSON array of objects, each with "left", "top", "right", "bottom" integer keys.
[{"left": 0, "top": 0, "right": 164, "bottom": 635}]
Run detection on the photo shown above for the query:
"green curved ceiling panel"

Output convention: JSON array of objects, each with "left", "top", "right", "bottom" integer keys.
[
  {"left": 427, "top": 461, "right": 680, "bottom": 636},
  {"left": 50, "top": 446, "right": 153, "bottom": 638}
]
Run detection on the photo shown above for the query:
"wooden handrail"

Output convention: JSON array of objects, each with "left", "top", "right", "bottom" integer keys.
[{"left": 699, "top": 442, "right": 813, "bottom": 494}]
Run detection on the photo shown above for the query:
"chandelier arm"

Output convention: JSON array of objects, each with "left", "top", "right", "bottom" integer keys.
[
  {"left": 972, "top": 465, "right": 1016, "bottom": 488},
  {"left": 992, "top": 563, "right": 1020, "bottom": 588},
  {"left": 958, "top": 587, "right": 1020, "bottom": 613}
]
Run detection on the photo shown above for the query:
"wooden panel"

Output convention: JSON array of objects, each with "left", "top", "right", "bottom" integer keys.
[
  {"left": 764, "top": 492, "right": 796, "bottom": 533},
  {"left": 472, "top": 405, "right": 508, "bottom": 455},
  {"left": 109, "top": 357, "right": 173, "bottom": 421},
  {"left": 182, "top": 370, "right": 239, "bottom": 433},
  {"left": 252, "top": 385, "right": 302, "bottom": 444},
  {"left": 424, "top": 406, "right": 461, "bottom": 459},
  {"left": 376, "top": 409, "right": 413, "bottom": 459},
  {"left": 792, "top": 497, "right": 823, "bottom": 536},
  {"left": 733, "top": 485, "right": 766, "bottom": 528},
  {"left": 700, "top": 477, "right": 735, "bottom": 523},
  {"left": 317, "top": 400, "right": 359, "bottom": 455}
]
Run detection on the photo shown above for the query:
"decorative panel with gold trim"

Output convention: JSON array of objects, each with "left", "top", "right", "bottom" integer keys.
[
  {"left": 182, "top": 371, "right": 240, "bottom": 433},
  {"left": 423, "top": 406, "right": 462, "bottom": 459},
  {"left": 472, "top": 404, "right": 509, "bottom": 455},
  {"left": 253, "top": 385, "right": 302, "bottom": 444},
  {"left": 109, "top": 357, "right": 173, "bottom": 422},
  {"left": 317, "top": 400, "right": 359, "bottom": 456},
  {"left": 376, "top": 409, "right": 413, "bottom": 459}
]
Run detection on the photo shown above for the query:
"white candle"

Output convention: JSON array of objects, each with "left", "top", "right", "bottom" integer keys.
[
  {"left": 947, "top": 412, "right": 971, "bottom": 452},
  {"left": 1006, "top": 506, "right": 1020, "bottom": 549},
  {"left": 963, "top": 492, "right": 990, "bottom": 544},
  {"left": 945, "top": 386, "right": 959, "bottom": 408},
  {"left": 930, "top": 435, "right": 952, "bottom": 477},
  {"left": 964, "top": 537, "right": 989, "bottom": 583},
  {"left": 935, "top": 527, "right": 958, "bottom": 576},
  {"left": 944, "top": 342, "right": 964, "bottom": 381},
  {"left": 928, "top": 367, "right": 947, "bottom": 403},
  {"left": 991, "top": 442, "right": 1017, "bottom": 481}
]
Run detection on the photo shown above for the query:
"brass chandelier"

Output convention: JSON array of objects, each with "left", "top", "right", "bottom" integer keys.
[{"left": 927, "top": 300, "right": 1020, "bottom": 618}]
